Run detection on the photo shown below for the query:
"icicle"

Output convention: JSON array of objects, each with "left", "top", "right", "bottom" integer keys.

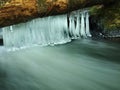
[
  {"left": 2, "top": 9, "right": 91, "bottom": 51},
  {"left": 69, "top": 15, "right": 73, "bottom": 37},
  {"left": 75, "top": 11, "right": 81, "bottom": 38},
  {"left": 68, "top": 9, "right": 91, "bottom": 38},
  {"left": 69, "top": 12, "right": 76, "bottom": 39},
  {"left": 80, "top": 11, "right": 87, "bottom": 38},
  {"left": 10, "top": 26, "right": 13, "bottom": 32},
  {"left": 3, "top": 14, "right": 71, "bottom": 50},
  {"left": 85, "top": 11, "right": 91, "bottom": 37}
]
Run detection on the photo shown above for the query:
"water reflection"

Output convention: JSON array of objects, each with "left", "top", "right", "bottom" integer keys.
[{"left": 0, "top": 39, "right": 120, "bottom": 90}]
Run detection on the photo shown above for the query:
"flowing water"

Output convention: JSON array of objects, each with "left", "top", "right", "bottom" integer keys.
[{"left": 0, "top": 39, "right": 120, "bottom": 90}]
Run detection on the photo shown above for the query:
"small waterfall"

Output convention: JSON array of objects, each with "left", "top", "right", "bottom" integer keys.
[{"left": 2, "top": 9, "right": 91, "bottom": 50}]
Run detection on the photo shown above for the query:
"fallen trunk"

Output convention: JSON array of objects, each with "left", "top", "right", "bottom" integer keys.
[{"left": 0, "top": 0, "right": 115, "bottom": 27}]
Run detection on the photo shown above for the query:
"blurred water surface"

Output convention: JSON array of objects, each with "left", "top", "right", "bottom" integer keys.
[{"left": 0, "top": 39, "right": 120, "bottom": 90}]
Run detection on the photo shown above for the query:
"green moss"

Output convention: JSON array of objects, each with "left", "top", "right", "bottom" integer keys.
[{"left": 90, "top": 1, "right": 120, "bottom": 30}]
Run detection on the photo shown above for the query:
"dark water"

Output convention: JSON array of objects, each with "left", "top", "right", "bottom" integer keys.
[{"left": 0, "top": 39, "right": 120, "bottom": 90}]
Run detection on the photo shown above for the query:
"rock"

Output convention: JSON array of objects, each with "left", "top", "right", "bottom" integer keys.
[
  {"left": 89, "top": 0, "right": 120, "bottom": 37},
  {"left": 0, "top": 0, "right": 118, "bottom": 27},
  {"left": 0, "top": 0, "right": 38, "bottom": 27}
]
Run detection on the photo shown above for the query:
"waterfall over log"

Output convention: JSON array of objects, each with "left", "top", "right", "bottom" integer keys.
[{"left": 2, "top": 10, "right": 91, "bottom": 51}]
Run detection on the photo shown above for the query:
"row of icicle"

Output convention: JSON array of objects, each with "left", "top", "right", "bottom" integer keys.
[{"left": 2, "top": 9, "right": 91, "bottom": 51}]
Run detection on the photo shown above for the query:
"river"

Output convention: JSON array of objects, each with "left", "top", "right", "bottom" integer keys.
[{"left": 0, "top": 39, "right": 120, "bottom": 90}]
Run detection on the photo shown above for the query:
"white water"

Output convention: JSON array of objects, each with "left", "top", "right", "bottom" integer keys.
[{"left": 2, "top": 10, "right": 91, "bottom": 50}]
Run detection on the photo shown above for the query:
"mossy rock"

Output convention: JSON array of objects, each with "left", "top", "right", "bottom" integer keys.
[{"left": 90, "top": 0, "right": 120, "bottom": 31}]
